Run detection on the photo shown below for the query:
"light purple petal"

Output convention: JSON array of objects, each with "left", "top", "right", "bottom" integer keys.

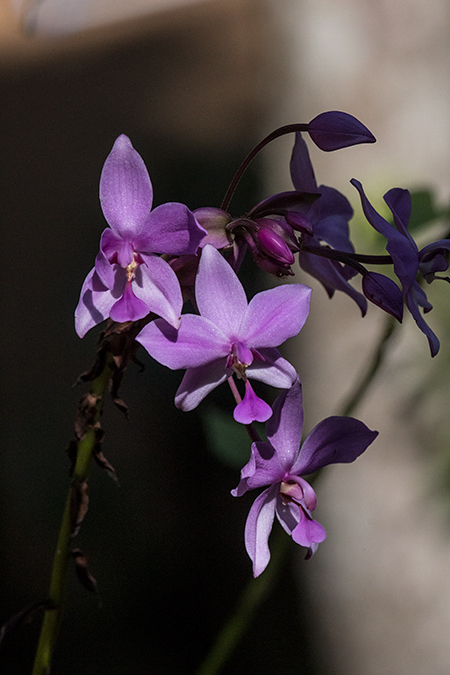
[
  {"left": 75, "top": 267, "right": 117, "bottom": 337},
  {"left": 136, "top": 314, "right": 229, "bottom": 369},
  {"left": 174, "top": 360, "right": 229, "bottom": 411},
  {"left": 133, "top": 255, "right": 182, "bottom": 329},
  {"left": 291, "top": 508, "right": 327, "bottom": 547},
  {"left": 94, "top": 246, "right": 115, "bottom": 288},
  {"left": 244, "top": 484, "right": 278, "bottom": 577},
  {"left": 195, "top": 245, "right": 248, "bottom": 336},
  {"left": 233, "top": 380, "right": 272, "bottom": 424},
  {"left": 232, "top": 441, "right": 285, "bottom": 495},
  {"left": 109, "top": 283, "right": 149, "bottom": 322},
  {"left": 248, "top": 348, "right": 298, "bottom": 388},
  {"left": 292, "top": 416, "right": 378, "bottom": 476},
  {"left": 135, "top": 203, "right": 206, "bottom": 255},
  {"left": 99, "top": 134, "right": 153, "bottom": 239},
  {"left": 240, "top": 284, "right": 312, "bottom": 348},
  {"left": 265, "top": 380, "right": 304, "bottom": 470}
]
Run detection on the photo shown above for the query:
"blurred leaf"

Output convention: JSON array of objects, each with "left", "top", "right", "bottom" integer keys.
[
  {"left": 201, "top": 406, "right": 265, "bottom": 469},
  {"left": 408, "top": 189, "right": 442, "bottom": 233}
]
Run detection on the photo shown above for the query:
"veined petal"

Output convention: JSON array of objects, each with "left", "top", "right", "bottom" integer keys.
[
  {"left": 174, "top": 360, "right": 228, "bottom": 411},
  {"left": 195, "top": 245, "right": 248, "bottom": 336},
  {"left": 135, "top": 202, "right": 207, "bottom": 255},
  {"left": 136, "top": 314, "right": 229, "bottom": 369},
  {"left": 75, "top": 268, "right": 117, "bottom": 337},
  {"left": 244, "top": 484, "right": 279, "bottom": 577},
  {"left": 133, "top": 255, "right": 183, "bottom": 329},
  {"left": 292, "top": 416, "right": 378, "bottom": 476},
  {"left": 266, "top": 380, "right": 304, "bottom": 470},
  {"left": 248, "top": 348, "right": 298, "bottom": 389},
  {"left": 240, "top": 284, "right": 312, "bottom": 348},
  {"left": 100, "top": 135, "right": 153, "bottom": 239}
]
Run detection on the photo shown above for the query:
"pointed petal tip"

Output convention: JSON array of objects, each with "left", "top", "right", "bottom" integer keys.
[{"left": 308, "top": 112, "right": 376, "bottom": 151}]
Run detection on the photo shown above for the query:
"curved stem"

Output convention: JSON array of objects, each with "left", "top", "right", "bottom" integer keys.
[
  {"left": 31, "top": 353, "right": 113, "bottom": 675},
  {"left": 221, "top": 124, "right": 309, "bottom": 212}
]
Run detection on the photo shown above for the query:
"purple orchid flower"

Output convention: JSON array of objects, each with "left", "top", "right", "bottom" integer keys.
[
  {"left": 290, "top": 134, "right": 367, "bottom": 315},
  {"left": 75, "top": 135, "right": 206, "bottom": 337},
  {"left": 232, "top": 380, "right": 378, "bottom": 577},
  {"left": 351, "top": 179, "right": 450, "bottom": 356},
  {"left": 136, "top": 244, "right": 311, "bottom": 424}
]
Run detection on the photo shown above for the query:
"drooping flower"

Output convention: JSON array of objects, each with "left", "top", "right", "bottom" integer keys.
[
  {"left": 232, "top": 380, "right": 378, "bottom": 576},
  {"left": 351, "top": 179, "right": 450, "bottom": 356},
  {"left": 75, "top": 135, "right": 206, "bottom": 337},
  {"left": 136, "top": 244, "right": 312, "bottom": 424},
  {"left": 290, "top": 134, "right": 368, "bottom": 314}
]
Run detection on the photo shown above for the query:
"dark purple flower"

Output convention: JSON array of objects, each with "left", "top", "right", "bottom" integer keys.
[
  {"left": 351, "top": 179, "right": 450, "bottom": 356},
  {"left": 136, "top": 245, "right": 311, "bottom": 424},
  {"left": 232, "top": 380, "right": 378, "bottom": 576},
  {"left": 308, "top": 111, "right": 376, "bottom": 151},
  {"left": 290, "top": 134, "right": 367, "bottom": 314},
  {"left": 75, "top": 135, "right": 206, "bottom": 337}
]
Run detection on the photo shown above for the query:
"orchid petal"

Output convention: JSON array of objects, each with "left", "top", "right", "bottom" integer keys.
[
  {"left": 233, "top": 441, "right": 285, "bottom": 494},
  {"left": 292, "top": 416, "right": 378, "bottom": 476},
  {"left": 136, "top": 314, "right": 229, "bottom": 369},
  {"left": 109, "top": 283, "right": 149, "bottom": 322},
  {"left": 240, "top": 284, "right": 312, "bottom": 348},
  {"left": 248, "top": 348, "right": 299, "bottom": 389},
  {"left": 135, "top": 202, "right": 206, "bottom": 255},
  {"left": 75, "top": 268, "right": 117, "bottom": 337},
  {"left": 265, "top": 381, "right": 304, "bottom": 470},
  {"left": 99, "top": 135, "right": 153, "bottom": 239},
  {"left": 94, "top": 246, "right": 115, "bottom": 288},
  {"left": 405, "top": 292, "right": 440, "bottom": 357},
  {"left": 308, "top": 111, "right": 376, "bottom": 151},
  {"left": 195, "top": 245, "right": 248, "bottom": 336},
  {"left": 174, "top": 360, "right": 229, "bottom": 411},
  {"left": 291, "top": 508, "right": 327, "bottom": 547},
  {"left": 233, "top": 380, "right": 272, "bottom": 425},
  {"left": 133, "top": 255, "right": 182, "bottom": 329},
  {"left": 290, "top": 133, "right": 318, "bottom": 192},
  {"left": 244, "top": 484, "right": 278, "bottom": 577},
  {"left": 362, "top": 272, "right": 403, "bottom": 322}
]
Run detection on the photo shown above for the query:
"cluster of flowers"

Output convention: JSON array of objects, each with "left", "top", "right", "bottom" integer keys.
[{"left": 75, "top": 112, "right": 450, "bottom": 575}]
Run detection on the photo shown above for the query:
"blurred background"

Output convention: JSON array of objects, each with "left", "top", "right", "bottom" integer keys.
[{"left": 1, "top": 1, "right": 450, "bottom": 673}]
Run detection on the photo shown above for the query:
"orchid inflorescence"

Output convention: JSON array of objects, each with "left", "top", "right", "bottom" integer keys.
[{"left": 75, "top": 110, "right": 450, "bottom": 576}]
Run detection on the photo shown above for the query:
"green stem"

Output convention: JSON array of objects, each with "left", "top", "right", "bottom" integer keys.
[
  {"left": 195, "top": 528, "right": 290, "bottom": 675},
  {"left": 31, "top": 353, "right": 112, "bottom": 675}
]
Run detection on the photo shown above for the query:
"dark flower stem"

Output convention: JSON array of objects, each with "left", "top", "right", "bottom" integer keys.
[
  {"left": 31, "top": 354, "right": 113, "bottom": 675},
  {"left": 301, "top": 243, "right": 392, "bottom": 270},
  {"left": 221, "top": 124, "right": 309, "bottom": 212}
]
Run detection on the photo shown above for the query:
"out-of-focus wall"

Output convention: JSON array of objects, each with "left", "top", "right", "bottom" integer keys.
[{"left": 266, "top": 2, "right": 450, "bottom": 674}]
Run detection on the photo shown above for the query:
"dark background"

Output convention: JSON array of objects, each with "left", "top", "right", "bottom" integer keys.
[{"left": 0, "top": 3, "right": 319, "bottom": 672}]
